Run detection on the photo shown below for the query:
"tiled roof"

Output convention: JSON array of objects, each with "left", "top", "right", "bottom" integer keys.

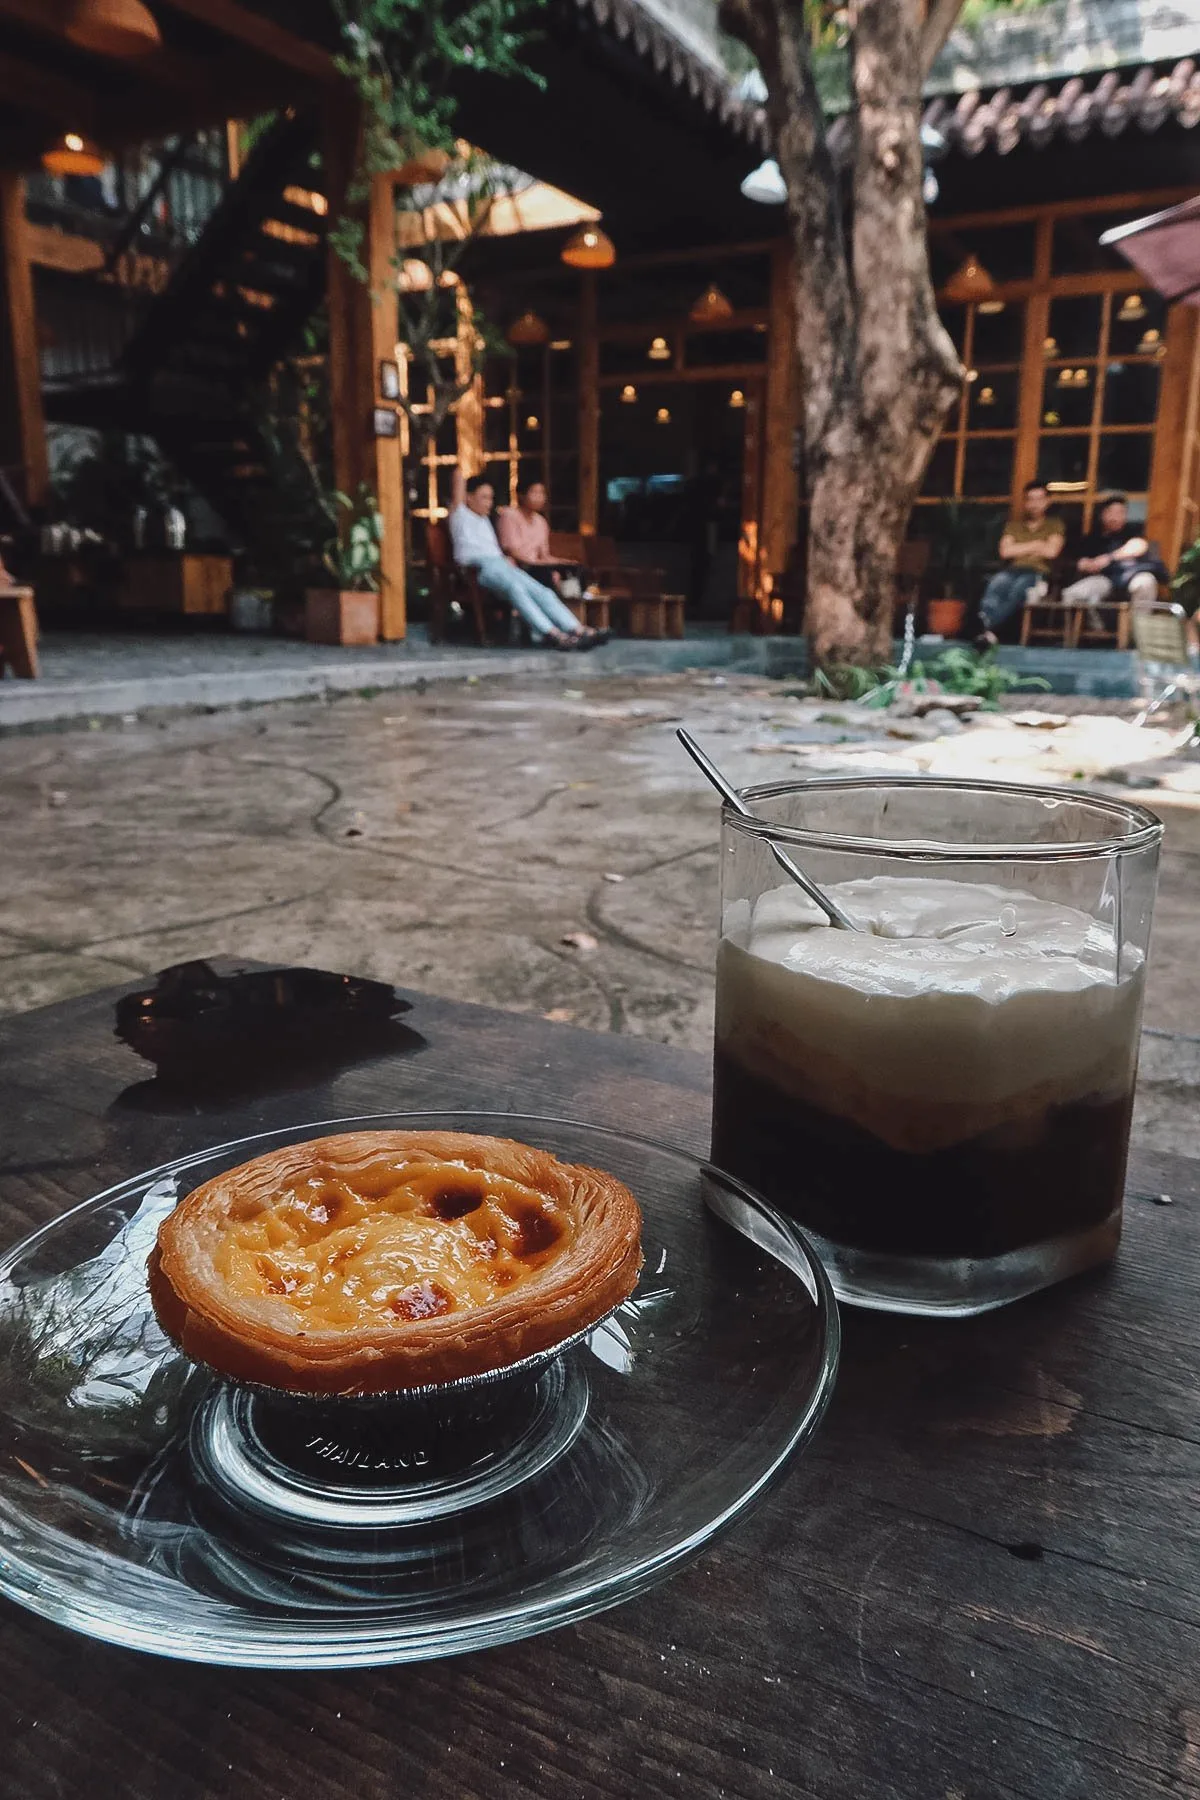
[
  {"left": 567, "top": 0, "right": 769, "bottom": 146},
  {"left": 923, "top": 58, "right": 1200, "bottom": 156}
]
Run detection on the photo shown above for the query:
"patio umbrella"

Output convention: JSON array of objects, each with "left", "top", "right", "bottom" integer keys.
[{"left": 1100, "top": 195, "right": 1200, "bottom": 305}]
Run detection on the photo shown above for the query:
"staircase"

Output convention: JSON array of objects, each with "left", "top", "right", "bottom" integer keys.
[{"left": 121, "top": 110, "right": 332, "bottom": 556}]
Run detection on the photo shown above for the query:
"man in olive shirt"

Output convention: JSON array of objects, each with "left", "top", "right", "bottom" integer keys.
[{"left": 976, "top": 479, "right": 1066, "bottom": 648}]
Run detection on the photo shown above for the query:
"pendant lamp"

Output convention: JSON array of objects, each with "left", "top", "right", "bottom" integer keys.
[
  {"left": 689, "top": 284, "right": 733, "bottom": 324},
  {"left": 62, "top": 0, "right": 162, "bottom": 57},
  {"left": 944, "top": 255, "right": 997, "bottom": 305},
  {"left": 507, "top": 311, "right": 550, "bottom": 347},
  {"left": 561, "top": 226, "right": 615, "bottom": 270},
  {"left": 42, "top": 132, "right": 106, "bottom": 176},
  {"left": 647, "top": 336, "right": 671, "bottom": 362},
  {"left": 740, "top": 158, "right": 786, "bottom": 204}
]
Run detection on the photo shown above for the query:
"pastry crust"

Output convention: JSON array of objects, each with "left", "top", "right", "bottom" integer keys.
[{"left": 148, "top": 1129, "right": 643, "bottom": 1394}]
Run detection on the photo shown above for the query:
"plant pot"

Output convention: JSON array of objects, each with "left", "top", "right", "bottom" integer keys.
[
  {"left": 304, "top": 589, "right": 379, "bottom": 647},
  {"left": 926, "top": 598, "right": 967, "bottom": 638},
  {"left": 229, "top": 587, "right": 274, "bottom": 633}
]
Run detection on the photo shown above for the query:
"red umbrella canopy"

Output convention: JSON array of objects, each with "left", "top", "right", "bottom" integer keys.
[{"left": 1101, "top": 196, "right": 1200, "bottom": 306}]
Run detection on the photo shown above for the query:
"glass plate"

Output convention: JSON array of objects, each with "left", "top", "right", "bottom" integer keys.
[{"left": 0, "top": 1112, "right": 839, "bottom": 1668}]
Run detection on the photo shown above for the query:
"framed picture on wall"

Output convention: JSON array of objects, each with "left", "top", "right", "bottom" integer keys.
[
  {"left": 373, "top": 406, "right": 399, "bottom": 439},
  {"left": 379, "top": 360, "right": 401, "bottom": 401}
]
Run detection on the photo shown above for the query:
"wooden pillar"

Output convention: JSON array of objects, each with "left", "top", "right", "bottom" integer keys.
[
  {"left": 1146, "top": 302, "right": 1200, "bottom": 569},
  {"left": 1012, "top": 214, "right": 1053, "bottom": 499},
  {"left": 578, "top": 272, "right": 599, "bottom": 533},
  {"left": 323, "top": 107, "right": 407, "bottom": 638},
  {"left": 759, "top": 240, "right": 800, "bottom": 621},
  {"left": 0, "top": 174, "right": 48, "bottom": 512},
  {"left": 368, "top": 172, "right": 405, "bottom": 639},
  {"left": 454, "top": 282, "right": 484, "bottom": 478}
]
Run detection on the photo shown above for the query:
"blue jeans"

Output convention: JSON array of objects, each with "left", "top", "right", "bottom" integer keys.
[
  {"left": 470, "top": 556, "right": 583, "bottom": 642},
  {"left": 980, "top": 567, "right": 1042, "bottom": 631}
]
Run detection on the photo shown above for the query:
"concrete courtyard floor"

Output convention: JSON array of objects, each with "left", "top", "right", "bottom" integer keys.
[{"left": 1, "top": 665, "right": 1197, "bottom": 1156}]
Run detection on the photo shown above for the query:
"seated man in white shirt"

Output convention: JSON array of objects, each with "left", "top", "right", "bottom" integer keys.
[{"left": 448, "top": 470, "right": 605, "bottom": 650}]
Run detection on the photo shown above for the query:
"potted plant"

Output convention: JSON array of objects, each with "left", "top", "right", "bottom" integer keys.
[
  {"left": 924, "top": 501, "right": 1004, "bottom": 638},
  {"left": 305, "top": 486, "right": 383, "bottom": 646}
]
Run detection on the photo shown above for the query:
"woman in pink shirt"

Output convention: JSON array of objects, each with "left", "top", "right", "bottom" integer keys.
[{"left": 496, "top": 479, "right": 554, "bottom": 567}]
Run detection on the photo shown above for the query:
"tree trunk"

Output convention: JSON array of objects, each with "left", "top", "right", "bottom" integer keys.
[{"left": 720, "top": 0, "right": 963, "bottom": 665}]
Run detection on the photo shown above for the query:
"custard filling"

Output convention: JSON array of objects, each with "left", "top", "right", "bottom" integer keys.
[{"left": 209, "top": 1155, "right": 573, "bottom": 1330}]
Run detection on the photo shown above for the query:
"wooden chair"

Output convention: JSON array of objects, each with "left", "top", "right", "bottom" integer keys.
[
  {"left": 1132, "top": 603, "right": 1200, "bottom": 723},
  {"left": 0, "top": 584, "right": 38, "bottom": 678},
  {"left": 1018, "top": 561, "right": 1074, "bottom": 647},
  {"left": 425, "top": 522, "right": 492, "bottom": 646},
  {"left": 1070, "top": 597, "right": 1133, "bottom": 651}
]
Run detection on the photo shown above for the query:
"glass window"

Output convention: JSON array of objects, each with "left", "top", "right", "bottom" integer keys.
[
  {"left": 1097, "top": 433, "right": 1153, "bottom": 493},
  {"left": 1103, "top": 361, "right": 1161, "bottom": 426},
  {"left": 1050, "top": 211, "right": 1128, "bottom": 277},
  {"left": 968, "top": 367, "right": 1018, "bottom": 430},
  {"left": 921, "top": 438, "right": 957, "bottom": 498},
  {"left": 1047, "top": 295, "right": 1103, "bottom": 359},
  {"left": 1041, "top": 366, "right": 1095, "bottom": 429},
  {"left": 1038, "top": 434, "right": 1091, "bottom": 487},
  {"left": 962, "top": 437, "right": 1015, "bottom": 497},
  {"left": 685, "top": 328, "right": 767, "bottom": 368},
  {"left": 971, "top": 301, "right": 1023, "bottom": 363},
  {"left": 1108, "top": 290, "right": 1167, "bottom": 358}
]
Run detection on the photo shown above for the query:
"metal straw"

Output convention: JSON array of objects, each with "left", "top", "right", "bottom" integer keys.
[{"left": 677, "top": 728, "right": 858, "bottom": 932}]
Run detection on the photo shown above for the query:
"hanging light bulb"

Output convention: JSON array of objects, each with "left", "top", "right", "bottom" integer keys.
[
  {"left": 561, "top": 226, "right": 616, "bottom": 270},
  {"left": 740, "top": 159, "right": 787, "bottom": 204},
  {"left": 978, "top": 385, "right": 995, "bottom": 406},
  {"left": 656, "top": 406, "right": 671, "bottom": 424},
  {"left": 62, "top": 0, "right": 161, "bottom": 57},
  {"left": 689, "top": 284, "right": 733, "bottom": 324},
  {"left": 506, "top": 311, "right": 550, "bottom": 346},
  {"left": 1056, "top": 367, "right": 1074, "bottom": 388},
  {"left": 42, "top": 132, "right": 106, "bottom": 176},
  {"left": 728, "top": 388, "right": 746, "bottom": 409},
  {"left": 1138, "top": 327, "right": 1163, "bottom": 356},
  {"left": 620, "top": 384, "right": 637, "bottom": 403},
  {"left": 1043, "top": 410, "right": 1061, "bottom": 426},
  {"left": 525, "top": 414, "right": 540, "bottom": 431},
  {"left": 1118, "top": 292, "right": 1147, "bottom": 323},
  {"left": 648, "top": 336, "right": 671, "bottom": 362},
  {"left": 1043, "top": 335, "right": 1059, "bottom": 358},
  {"left": 977, "top": 299, "right": 1005, "bottom": 315}
]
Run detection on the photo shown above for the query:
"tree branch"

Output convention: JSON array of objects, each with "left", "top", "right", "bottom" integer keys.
[{"left": 919, "top": 0, "right": 966, "bottom": 79}]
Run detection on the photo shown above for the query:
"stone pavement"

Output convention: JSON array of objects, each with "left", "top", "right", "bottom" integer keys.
[{"left": 0, "top": 667, "right": 1196, "bottom": 1155}]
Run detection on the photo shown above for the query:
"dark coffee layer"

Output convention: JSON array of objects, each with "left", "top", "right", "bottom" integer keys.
[{"left": 712, "top": 1045, "right": 1132, "bottom": 1260}]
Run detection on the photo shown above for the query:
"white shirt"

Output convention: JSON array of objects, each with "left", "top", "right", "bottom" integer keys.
[{"left": 450, "top": 503, "right": 502, "bottom": 567}]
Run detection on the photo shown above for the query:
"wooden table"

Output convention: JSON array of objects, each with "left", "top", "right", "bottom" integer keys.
[{"left": 1, "top": 970, "right": 1197, "bottom": 1800}]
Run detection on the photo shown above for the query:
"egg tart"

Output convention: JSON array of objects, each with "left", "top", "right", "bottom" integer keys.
[{"left": 148, "top": 1129, "right": 643, "bottom": 1395}]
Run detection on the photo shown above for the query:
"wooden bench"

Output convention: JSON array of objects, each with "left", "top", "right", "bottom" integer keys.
[
  {"left": 0, "top": 585, "right": 38, "bottom": 678},
  {"left": 564, "top": 592, "right": 613, "bottom": 632}
]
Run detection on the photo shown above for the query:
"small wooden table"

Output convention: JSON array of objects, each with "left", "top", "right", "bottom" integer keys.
[
  {"left": 0, "top": 584, "right": 37, "bottom": 677},
  {"left": 0, "top": 971, "right": 1196, "bottom": 1799}
]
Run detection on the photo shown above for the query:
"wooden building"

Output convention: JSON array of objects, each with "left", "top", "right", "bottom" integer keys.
[{"left": 0, "top": 0, "right": 1198, "bottom": 638}]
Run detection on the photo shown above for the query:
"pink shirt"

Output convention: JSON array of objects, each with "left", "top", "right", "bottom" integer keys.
[{"left": 496, "top": 505, "right": 550, "bottom": 563}]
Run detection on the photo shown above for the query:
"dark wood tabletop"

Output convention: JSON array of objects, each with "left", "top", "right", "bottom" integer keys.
[{"left": 1, "top": 966, "right": 1197, "bottom": 1800}]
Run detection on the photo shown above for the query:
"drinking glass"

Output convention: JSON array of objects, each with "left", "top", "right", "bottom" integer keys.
[{"left": 713, "top": 777, "right": 1163, "bottom": 1315}]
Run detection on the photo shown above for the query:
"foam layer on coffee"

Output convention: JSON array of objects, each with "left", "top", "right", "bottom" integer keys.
[{"left": 716, "top": 876, "right": 1143, "bottom": 1154}]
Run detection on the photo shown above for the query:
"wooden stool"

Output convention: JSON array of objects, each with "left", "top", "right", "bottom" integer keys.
[
  {"left": 565, "top": 593, "right": 612, "bottom": 632},
  {"left": 630, "top": 594, "right": 686, "bottom": 639},
  {"left": 0, "top": 586, "right": 39, "bottom": 678}
]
